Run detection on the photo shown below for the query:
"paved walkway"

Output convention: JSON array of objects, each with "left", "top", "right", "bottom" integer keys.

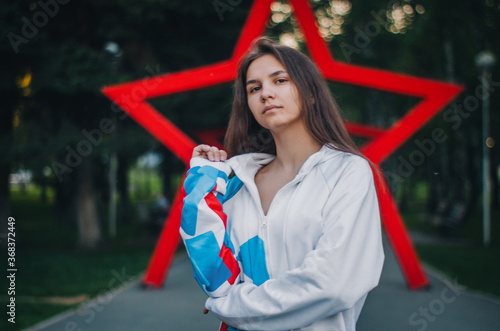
[{"left": 28, "top": 237, "right": 500, "bottom": 331}]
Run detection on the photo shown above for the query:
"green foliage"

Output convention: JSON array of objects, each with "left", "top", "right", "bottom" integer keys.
[{"left": 128, "top": 164, "right": 163, "bottom": 201}]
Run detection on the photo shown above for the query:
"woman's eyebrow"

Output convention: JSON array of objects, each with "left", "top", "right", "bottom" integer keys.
[{"left": 246, "top": 70, "right": 287, "bottom": 86}]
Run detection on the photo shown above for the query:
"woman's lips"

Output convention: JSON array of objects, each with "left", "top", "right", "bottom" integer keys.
[{"left": 263, "top": 105, "right": 280, "bottom": 114}]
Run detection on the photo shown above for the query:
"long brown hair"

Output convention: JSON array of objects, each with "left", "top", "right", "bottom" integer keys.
[{"left": 224, "top": 37, "right": 361, "bottom": 158}]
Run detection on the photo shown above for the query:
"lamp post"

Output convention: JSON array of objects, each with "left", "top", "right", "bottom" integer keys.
[
  {"left": 475, "top": 51, "right": 496, "bottom": 247},
  {"left": 104, "top": 41, "right": 122, "bottom": 238}
]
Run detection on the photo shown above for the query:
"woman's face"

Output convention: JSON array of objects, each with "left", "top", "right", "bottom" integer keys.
[{"left": 245, "top": 54, "right": 302, "bottom": 133}]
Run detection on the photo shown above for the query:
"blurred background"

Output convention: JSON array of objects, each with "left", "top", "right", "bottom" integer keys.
[{"left": 0, "top": 0, "right": 499, "bottom": 329}]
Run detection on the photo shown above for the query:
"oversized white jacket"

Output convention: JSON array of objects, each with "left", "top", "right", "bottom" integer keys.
[{"left": 180, "top": 145, "right": 385, "bottom": 331}]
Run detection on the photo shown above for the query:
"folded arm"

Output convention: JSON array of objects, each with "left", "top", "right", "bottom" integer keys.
[{"left": 180, "top": 157, "right": 242, "bottom": 298}]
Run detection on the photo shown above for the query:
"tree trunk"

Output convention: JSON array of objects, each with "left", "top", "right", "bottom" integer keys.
[
  {"left": 426, "top": 152, "right": 438, "bottom": 213},
  {"left": 465, "top": 127, "right": 481, "bottom": 219},
  {"left": 491, "top": 148, "right": 499, "bottom": 211},
  {"left": 40, "top": 171, "right": 48, "bottom": 204},
  {"left": 75, "top": 157, "right": 101, "bottom": 249},
  {"left": 426, "top": 174, "right": 436, "bottom": 213},
  {"left": 54, "top": 172, "right": 74, "bottom": 225},
  {"left": 161, "top": 150, "right": 175, "bottom": 199},
  {"left": 117, "top": 155, "right": 130, "bottom": 224},
  {"left": 398, "top": 170, "right": 409, "bottom": 212}
]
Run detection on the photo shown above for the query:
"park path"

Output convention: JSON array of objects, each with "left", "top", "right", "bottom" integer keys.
[{"left": 27, "top": 237, "right": 500, "bottom": 331}]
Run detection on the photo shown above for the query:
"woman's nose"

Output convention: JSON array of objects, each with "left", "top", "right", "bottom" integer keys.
[{"left": 260, "top": 83, "right": 275, "bottom": 101}]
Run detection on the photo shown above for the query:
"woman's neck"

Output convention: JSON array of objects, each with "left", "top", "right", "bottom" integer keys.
[{"left": 270, "top": 121, "right": 322, "bottom": 174}]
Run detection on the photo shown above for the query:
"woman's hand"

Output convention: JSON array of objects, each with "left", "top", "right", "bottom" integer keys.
[{"left": 192, "top": 144, "right": 228, "bottom": 162}]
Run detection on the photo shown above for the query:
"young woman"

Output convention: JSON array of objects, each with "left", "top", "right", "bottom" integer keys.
[{"left": 180, "top": 37, "right": 384, "bottom": 331}]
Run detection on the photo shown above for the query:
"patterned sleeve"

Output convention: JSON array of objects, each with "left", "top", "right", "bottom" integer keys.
[{"left": 179, "top": 157, "right": 241, "bottom": 298}]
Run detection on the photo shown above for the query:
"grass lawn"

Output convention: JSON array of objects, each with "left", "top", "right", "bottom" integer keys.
[
  {"left": 402, "top": 207, "right": 500, "bottom": 298},
  {"left": 0, "top": 247, "right": 154, "bottom": 331},
  {"left": 0, "top": 187, "right": 158, "bottom": 331},
  {"left": 415, "top": 244, "right": 500, "bottom": 297}
]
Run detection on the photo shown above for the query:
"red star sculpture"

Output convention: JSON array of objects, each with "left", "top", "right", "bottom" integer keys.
[{"left": 102, "top": 0, "right": 463, "bottom": 290}]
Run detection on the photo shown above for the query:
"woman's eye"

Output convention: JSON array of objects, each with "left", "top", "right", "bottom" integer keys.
[
  {"left": 250, "top": 86, "right": 260, "bottom": 93},
  {"left": 276, "top": 78, "right": 287, "bottom": 84}
]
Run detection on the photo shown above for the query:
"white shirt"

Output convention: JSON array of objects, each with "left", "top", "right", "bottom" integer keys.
[{"left": 180, "top": 145, "right": 384, "bottom": 331}]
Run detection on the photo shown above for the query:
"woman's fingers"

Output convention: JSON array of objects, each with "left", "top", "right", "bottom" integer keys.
[
  {"left": 192, "top": 144, "right": 211, "bottom": 158},
  {"left": 192, "top": 144, "right": 227, "bottom": 162},
  {"left": 207, "top": 146, "right": 222, "bottom": 162},
  {"left": 203, "top": 306, "right": 209, "bottom": 314},
  {"left": 220, "top": 150, "right": 228, "bottom": 161}
]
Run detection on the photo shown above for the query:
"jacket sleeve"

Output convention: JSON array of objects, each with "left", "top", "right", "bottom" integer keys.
[
  {"left": 205, "top": 157, "right": 385, "bottom": 330},
  {"left": 180, "top": 157, "right": 242, "bottom": 298}
]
